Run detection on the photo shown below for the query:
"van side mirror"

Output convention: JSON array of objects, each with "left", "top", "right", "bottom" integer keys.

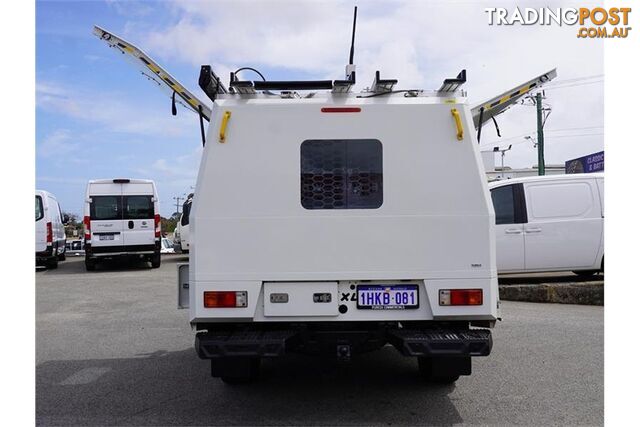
[{"left": 63, "top": 214, "right": 70, "bottom": 224}]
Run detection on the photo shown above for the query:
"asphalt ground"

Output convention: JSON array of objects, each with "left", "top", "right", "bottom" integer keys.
[{"left": 36, "top": 256, "right": 603, "bottom": 426}]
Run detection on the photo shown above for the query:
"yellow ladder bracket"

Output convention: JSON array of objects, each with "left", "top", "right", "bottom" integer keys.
[
  {"left": 219, "top": 110, "right": 232, "bottom": 143},
  {"left": 451, "top": 108, "right": 464, "bottom": 141}
]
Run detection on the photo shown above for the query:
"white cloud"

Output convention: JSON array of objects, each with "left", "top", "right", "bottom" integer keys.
[
  {"left": 36, "top": 80, "right": 195, "bottom": 138},
  {"left": 37, "top": 129, "right": 78, "bottom": 158}
]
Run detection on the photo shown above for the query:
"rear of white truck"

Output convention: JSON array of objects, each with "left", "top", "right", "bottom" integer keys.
[{"left": 181, "top": 93, "right": 499, "bottom": 383}]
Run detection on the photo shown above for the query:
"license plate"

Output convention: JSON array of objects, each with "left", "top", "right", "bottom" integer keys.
[
  {"left": 99, "top": 235, "right": 115, "bottom": 241},
  {"left": 357, "top": 285, "right": 419, "bottom": 310}
]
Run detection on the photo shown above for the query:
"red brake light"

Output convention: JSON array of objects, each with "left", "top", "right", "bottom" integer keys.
[
  {"left": 83, "top": 216, "right": 91, "bottom": 240},
  {"left": 321, "top": 107, "right": 361, "bottom": 113},
  {"left": 154, "top": 214, "right": 161, "bottom": 238},
  {"left": 46, "top": 222, "right": 53, "bottom": 244},
  {"left": 439, "top": 289, "right": 483, "bottom": 306},
  {"left": 204, "top": 291, "right": 248, "bottom": 308}
]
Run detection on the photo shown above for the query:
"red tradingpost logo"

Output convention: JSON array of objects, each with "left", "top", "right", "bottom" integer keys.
[{"left": 485, "top": 7, "right": 632, "bottom": 39}]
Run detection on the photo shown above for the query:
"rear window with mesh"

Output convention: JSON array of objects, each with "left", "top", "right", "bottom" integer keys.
[{"left": 301, "top": 139, "right": 383, "bottom": 210}]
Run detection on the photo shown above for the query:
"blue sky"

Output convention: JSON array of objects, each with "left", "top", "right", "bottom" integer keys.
[{"left": 36, "top": 0, "right": 604, "bottom": 217}]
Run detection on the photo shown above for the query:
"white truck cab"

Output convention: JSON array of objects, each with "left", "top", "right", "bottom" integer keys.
[
  {"left": 95, "top": 12, "right": 558, "bottom": 384},
  {"left": 35, "top": 190, "right": 68, "bottom": 268},
  {"left": 83, "top": 179, "right": 161, "bottom": 270},
  {"left": 489, "top": 173, "right": 604, "bottom": 276}
]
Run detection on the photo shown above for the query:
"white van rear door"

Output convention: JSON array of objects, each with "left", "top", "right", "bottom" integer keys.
[
  {"left": 35, "top": 195, "right": 47, "bottom": 252},
  {"left": 122, "top": 183, "right": 156, "bottom": 247},
  {"left": 523, "top": 179, "right": 602, "bottom": 270},
  {"left": 491, "top": 184, "right": 525, "bottom": 272},
  {"left": 90, "top": 183, "right": 125, "bottom": 249}
]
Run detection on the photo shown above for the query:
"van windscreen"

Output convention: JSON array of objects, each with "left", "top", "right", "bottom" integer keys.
[
  {"left": 35, "top": 196, "right": 44, "bottom": 221},
  {"left": 90, "top": 196, "right": 121, "bottom": 220},
  {"left": 124, "top": 196, "right": 154, "bottom": 219}
]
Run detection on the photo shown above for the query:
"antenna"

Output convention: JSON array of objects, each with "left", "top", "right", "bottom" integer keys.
[
  {"left": 345, "top": 6, "right": 358, "bottom": 82},
  {"left": 349, "top": 6, "right": 357, "bottom": 66}
]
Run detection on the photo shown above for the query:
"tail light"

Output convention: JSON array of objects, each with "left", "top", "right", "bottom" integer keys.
[
  {"left": 83, "top": 216, "right": 91, "bottom": 241},
  {"left": 204, "top": 291, "right": 248, "bottom": 308},
  {"left": 154, "top": 214, "right": 161, "bottom": 238},
  {"left": 46, "top": 222, "right": 53, "bottom": 244},
  {"left": 439, "top": 289, "right": 483, "bottom": 306}
]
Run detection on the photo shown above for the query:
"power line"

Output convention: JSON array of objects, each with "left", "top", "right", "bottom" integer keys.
[
  {"left": 480, "top": 126, "right": 604, "bottom": 148},
  {"left": 543, "top": 80, "right": 603, "bottom": 91},
  {"left": 545, "top": 74, "right": 603, "bottom": 85}
]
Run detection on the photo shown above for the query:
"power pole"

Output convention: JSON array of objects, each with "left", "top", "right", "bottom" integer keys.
[
  {"left": 536, "top": 92, "right": 545, "bottom": 176},
  {"left": 172, "top": 196, "right": 183, "bottom": 215}
]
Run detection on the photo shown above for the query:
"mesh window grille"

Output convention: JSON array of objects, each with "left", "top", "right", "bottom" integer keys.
[{"left": 301, "top": 139, "right": 383, "bottom": 209}]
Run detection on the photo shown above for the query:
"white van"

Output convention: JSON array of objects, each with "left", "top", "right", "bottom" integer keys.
[
  {"left": 173, "top": 193, "right": 192, "bottom": 253},
  {"left": 36, "top": 190, "right": 68, "bottom": 268},
  {"left": 488, "top": 173, "right": 604, "bottom": 276},
  {"left": 83, "top": 179, "right": 161, "bottom": 270}
]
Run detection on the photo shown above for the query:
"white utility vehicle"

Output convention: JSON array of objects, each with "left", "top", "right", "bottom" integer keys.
[
  {"left": 36, "top": 190, "right": 68, "bottom": 269},
  {"left": 95, "top": 8, "right": 557, "bottom": 383},
  {"left": 83, "top": 179, "right": 161, "bottom": 270},
  {"left": 174, "top": 193, "right": 192, "bottom": 253},
  {"left": 489, "top": 173, "right": 604, "bottom": 276}
]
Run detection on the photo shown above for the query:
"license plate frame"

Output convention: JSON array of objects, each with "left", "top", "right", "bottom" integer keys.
[
  {"left": 356, "top": 284, "right": 419, "bottom": 310},
  {"left": 99, "top": 235, "right": 115, "bottom": 241}
]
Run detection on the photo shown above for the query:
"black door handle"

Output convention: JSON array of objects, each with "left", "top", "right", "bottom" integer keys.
[{"left": 128, "top": 220, "right": 134, "bottom": 229}]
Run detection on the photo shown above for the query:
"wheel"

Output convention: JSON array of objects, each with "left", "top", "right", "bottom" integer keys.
[
  {"left": 573, "top": 270, "right": 599, "bottom": 277},
  {"left": 46, "top": 256, "right": 58, "bottom": 270},
  {"left": 58, "top": 252, "right": 66, "bottom": 261},
  {"left": 151, "top": 252, "right": 161, "bottom": 268},
  {"left": 85, "top": 257, "right": 96, "bottom": 271},
  {"left": 213, "top": 358, "right": 260, "bottom": 384},
  {"left": 418, "top": 357, "right": 467, "bottom": 384}
]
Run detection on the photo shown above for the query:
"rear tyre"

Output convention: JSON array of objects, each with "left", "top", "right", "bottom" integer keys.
[
  {"left": 213, "top": 357, "right": 260, "bottom": 384},
  {"left": 151, "top": 252, "right": 161, "bottom": 268},
  {"left": 85, "top": 257, "right": 96, "bottom": 271},
  {"left": 46, "top": 256, "right": 58, "bottom": 270},
  {"left": 573, "top": 270, "right": 599, "bottom": 277},
  {"left": 58, "top": 252, "right": 66, "bottom": 261},
  {"left": 418, "top": 357, "right": 467, "bottom": 384}
]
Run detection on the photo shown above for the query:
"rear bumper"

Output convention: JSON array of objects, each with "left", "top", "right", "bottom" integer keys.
[
  {"left": 85, "top": 242, "right": 159, "bottom": 257},
  {"left": 195, "top": 325, "right": 492, "bottom": 359},
  {"left": 36, "top": 247, "right": 54, "bottom": 263}
]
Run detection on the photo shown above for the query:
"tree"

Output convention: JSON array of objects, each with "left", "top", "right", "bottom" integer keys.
[
  {"left": 161, "top": 216, "right": 177, "bottom": 235},
  {"left": 63, "top": 212, "right": 82, "bottom": 238}
]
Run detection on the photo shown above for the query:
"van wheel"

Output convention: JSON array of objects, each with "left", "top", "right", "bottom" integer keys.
[
  {"left": 573, "top": 270, "right": 599, "bottom": 277},
  {"left": 151, "top": 253, "right": 161, "bottom": 268},
  {"left": 46, "top": 256, "right": 58, "bottom": 270},
  {"left": 85, "top": 258, "right": 96, "bottom": 271}
]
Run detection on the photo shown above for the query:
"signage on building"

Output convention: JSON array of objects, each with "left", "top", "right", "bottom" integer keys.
[{"left": 565, "top": 151, "right": 604, "bottom": 174}]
